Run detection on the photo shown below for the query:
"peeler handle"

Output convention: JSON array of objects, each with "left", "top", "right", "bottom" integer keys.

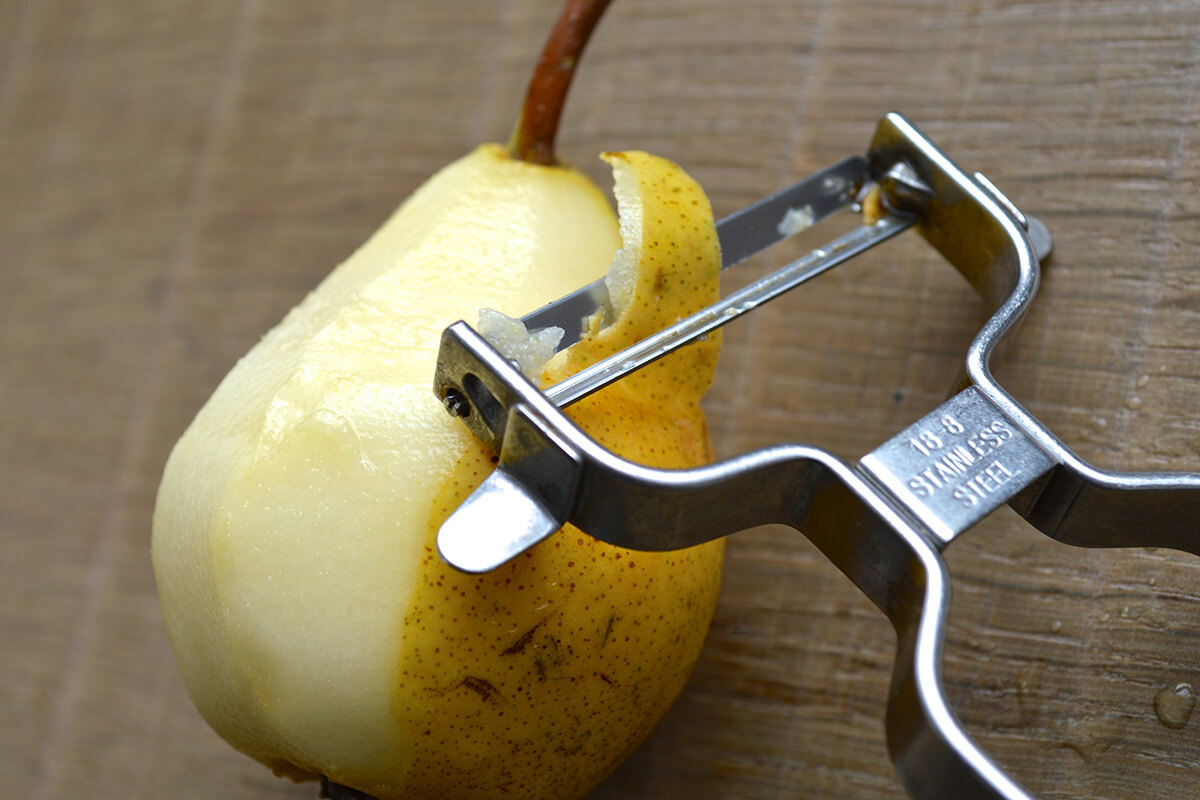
[
  {"left": 1012, "top": 446, "right": 1200, "bottom": 554},
  {"left": 870, "top": 113, "right": 1200, "bottom": 557}
]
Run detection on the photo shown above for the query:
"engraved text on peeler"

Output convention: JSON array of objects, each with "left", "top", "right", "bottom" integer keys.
[{"left": 859, "top": 387, "right": 1057, "bottom": 545}]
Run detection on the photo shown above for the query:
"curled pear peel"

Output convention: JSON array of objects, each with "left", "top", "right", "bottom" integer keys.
[{"left": 151, "top": 147, "right": 724, "bottom": 800}]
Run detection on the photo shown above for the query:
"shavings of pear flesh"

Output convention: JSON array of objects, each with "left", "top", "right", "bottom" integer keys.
[{"left": 476, "top": 308, "right": 563, "bottom": 380}]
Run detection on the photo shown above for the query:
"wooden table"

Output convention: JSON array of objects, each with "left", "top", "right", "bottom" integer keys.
[{"left": 4, "top": 2, "right": 1199, "bottom": 798}]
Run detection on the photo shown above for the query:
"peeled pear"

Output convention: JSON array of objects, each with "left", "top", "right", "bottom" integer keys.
[{"left": 151, "top": 145, "right": 725, "bottom": 800}]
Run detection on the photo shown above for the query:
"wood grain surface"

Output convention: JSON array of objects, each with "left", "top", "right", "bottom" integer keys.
[{"left": 3, "top": 2, "right": 1199, "bottom": 798}]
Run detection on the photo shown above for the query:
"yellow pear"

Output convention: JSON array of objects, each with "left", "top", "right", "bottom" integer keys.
[{"left": 151, "top": 144, "right": 725, "bottom": 799}]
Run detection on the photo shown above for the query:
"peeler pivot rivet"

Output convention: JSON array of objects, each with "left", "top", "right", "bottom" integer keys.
[
  {"left": 881, "top": 161, "right": 934, "bottom": 209},
  {"left": 443, "top": 389, "right": 470, "bottom": 418}
]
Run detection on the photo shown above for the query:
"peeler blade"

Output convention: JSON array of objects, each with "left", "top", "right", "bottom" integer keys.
[{"left": 520, "top": 155, "right": 870, "bottom": 348}]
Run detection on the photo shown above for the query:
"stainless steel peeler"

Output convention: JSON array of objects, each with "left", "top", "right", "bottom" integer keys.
[{"left": 377, "top": 112, "right": 1200, "bottom": 800}]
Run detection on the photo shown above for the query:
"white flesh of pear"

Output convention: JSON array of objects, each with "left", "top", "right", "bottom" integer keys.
[{"left": 152, "top": 144, "right": 620, "bottom": 781}]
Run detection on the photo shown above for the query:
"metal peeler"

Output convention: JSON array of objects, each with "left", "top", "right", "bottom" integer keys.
[{"left": 331, "top": 113, "right": 1200, "bottom": 800}]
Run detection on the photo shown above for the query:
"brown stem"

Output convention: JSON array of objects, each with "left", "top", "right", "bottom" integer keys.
[{"left": 509, "top": 0, "right": 615, "bottom": 165}]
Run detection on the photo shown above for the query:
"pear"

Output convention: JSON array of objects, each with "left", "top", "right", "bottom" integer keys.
[
  {"left": 152, "top": 2, "right": 726, "bottom": 797},
  {"left": 152, "top": 144, "right": 725, "bottom": 798}
]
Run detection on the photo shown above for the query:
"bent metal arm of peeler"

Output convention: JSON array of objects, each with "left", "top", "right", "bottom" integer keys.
[
  {"left": 1008, "top": 451, "right": 1200, "bottom": 555},
  {"left": 876, "top": 113, "right": 1200, "bottom": 559}
]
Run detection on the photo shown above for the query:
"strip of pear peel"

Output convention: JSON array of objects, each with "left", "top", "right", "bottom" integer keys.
[
  {"left": 544, "top": 210, "right": 916, "bottom": 408},
  {"left": 521, "top": 155, "right": 871, "bottom": 347}
]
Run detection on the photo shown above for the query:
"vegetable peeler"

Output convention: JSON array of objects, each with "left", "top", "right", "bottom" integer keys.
[{"left": 337, "top": 113, "right": 1200, "bottom": 799}]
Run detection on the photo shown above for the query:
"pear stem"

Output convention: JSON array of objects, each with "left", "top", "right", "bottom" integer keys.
[{"left": 509, "top": 0, "right": 614, "bottom": 165}]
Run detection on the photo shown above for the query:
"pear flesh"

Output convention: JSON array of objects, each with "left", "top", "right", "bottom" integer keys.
[{"left": 152, "top": 145, "right": 724, "bottom": 799}]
